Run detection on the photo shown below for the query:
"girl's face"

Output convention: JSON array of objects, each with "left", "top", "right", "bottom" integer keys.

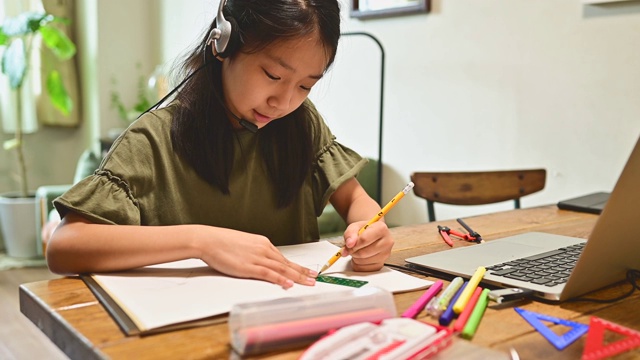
[{"left": 221, "top": 32, "right": 329, "bottom": 130}]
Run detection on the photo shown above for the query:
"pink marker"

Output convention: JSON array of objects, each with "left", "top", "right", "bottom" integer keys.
[{"left": 401, "top": 280, "right": 444, "bottom": 319}]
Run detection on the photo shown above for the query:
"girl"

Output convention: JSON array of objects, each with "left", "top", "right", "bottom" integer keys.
[{"left": 46, "top": 0, "right": 393, "bottom": 289}]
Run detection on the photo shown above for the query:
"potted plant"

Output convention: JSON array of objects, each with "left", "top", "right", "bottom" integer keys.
[{"left": 0, "top": 11, "right": 76, "bottom": 257}]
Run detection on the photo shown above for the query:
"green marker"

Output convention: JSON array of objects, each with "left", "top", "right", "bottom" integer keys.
[
  {"left": 461, "top": 288, "right": 491, "bottom": 339},
  {"left": 426, "top": 276, "right": 464, "bottom": 317}
]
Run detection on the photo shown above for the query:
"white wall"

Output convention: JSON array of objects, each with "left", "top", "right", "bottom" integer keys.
[
  {"left": 96, "top": 0, "right": 160, "bottom": 137},
  {"left": 335, "top": 0, "right": 640, "bottom": 226},
  {"left": 158, "top": 0, "right": 214, "bottom": 68}
]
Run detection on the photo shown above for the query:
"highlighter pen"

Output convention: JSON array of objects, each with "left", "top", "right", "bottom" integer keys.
[
  {"left": 401, "top": 280, "right": 443, "bottom": 319},
  {"left": 461, "top": 288, "right": 491, "bottom": 339},
  {"left": 318, "top": 182, "right": 415, "bottom": 274},
  {"left": 452, "top": 266, "right": 486, "bottom": 314},
  {"left": 427, "top": 277, "right": 464, "bottom": 317},
  {"left": 439, "top": 282, "right": 467, "bottom": 326},
  {"left": 452, "top": 287, "right": 483, "bottom": 333}
]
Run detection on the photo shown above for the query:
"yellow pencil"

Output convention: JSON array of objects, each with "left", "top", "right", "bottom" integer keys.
[
  {"left": 318, "top": 182, "right": 414, "bottom": 274},
  {"left": 453, "top": 266, "right": 486, "bottom": 314}
]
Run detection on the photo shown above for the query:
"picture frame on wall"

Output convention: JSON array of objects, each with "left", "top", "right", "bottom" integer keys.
[{"left": 350, "top": 0, "right": 430, "bottom": 20}]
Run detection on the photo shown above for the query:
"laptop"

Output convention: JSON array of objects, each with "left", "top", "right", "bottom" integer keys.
[
  {"left": 557, "top": 191, "right": 610, "bottom": 214},
  {"left": 405, "top": 136, "right": 640, "bottom": 301}
]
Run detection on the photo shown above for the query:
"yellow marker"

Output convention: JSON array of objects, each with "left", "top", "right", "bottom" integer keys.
[
  {"left": 318, "top": 182, "right": 415, "bottom": 274},
  {"left": 453, "top": 266, "right": 486, "bottom": 314}
]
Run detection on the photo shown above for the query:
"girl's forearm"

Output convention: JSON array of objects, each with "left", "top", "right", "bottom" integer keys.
[
  {"left": 345, "top": 195, "right": 382, "bottom": 225},
  {"left": 47, "top": 216, "right": 209, "bottom": 275}
]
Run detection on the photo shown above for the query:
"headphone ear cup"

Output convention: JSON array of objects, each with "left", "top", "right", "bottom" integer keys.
[{"left": 215, "top": 16, "right": 241, "bottom": 58}]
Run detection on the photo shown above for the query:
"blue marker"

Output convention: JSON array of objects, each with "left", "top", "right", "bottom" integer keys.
[{"left": 439, "top": 281, "right": 468, "bottom": 326}]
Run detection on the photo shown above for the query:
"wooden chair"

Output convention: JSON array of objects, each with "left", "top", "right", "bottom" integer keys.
[{"left": 410, "top": 169, "right": 546, "bottom": 222}]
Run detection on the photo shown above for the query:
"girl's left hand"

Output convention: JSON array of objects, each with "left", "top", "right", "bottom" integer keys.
[{"left": 341, "top": 221, "right": 394, "bottom": 272}]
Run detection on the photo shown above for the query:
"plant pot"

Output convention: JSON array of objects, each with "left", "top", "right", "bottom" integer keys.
[{"left": 0, "top": 192, "right": 39, "bottom": 258}]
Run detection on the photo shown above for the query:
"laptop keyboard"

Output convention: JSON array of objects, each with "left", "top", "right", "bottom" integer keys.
[{"left": 485, "top": 243, "right": 586, "bottom": 287}]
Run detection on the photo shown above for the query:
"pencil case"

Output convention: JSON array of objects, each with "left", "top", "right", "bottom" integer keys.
[{"left": 228, "top": 286, "right": 396, "bottom": 356}]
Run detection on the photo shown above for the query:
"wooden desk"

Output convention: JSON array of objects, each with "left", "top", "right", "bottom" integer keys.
[{"left": 20, "top": 206, "right": 640, "bottom": 359}]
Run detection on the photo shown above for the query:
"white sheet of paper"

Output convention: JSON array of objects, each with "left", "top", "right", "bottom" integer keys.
[{"left": 92, "top": 241, "right": 432, "bottom": 331}]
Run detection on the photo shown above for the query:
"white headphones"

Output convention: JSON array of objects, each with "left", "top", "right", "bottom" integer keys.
[{"left": 206, "top": 0, "right": 239, "bottom": 58}]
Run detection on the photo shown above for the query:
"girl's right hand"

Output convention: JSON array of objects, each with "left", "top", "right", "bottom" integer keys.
[{"left": 194, "top": 227, "right": 317, "bottom": 289}]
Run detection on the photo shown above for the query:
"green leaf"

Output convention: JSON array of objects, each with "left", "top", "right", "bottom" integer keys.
[
  {"left": 46, "top": 70, "right": 72, "bottom": 115},
  {"left": 111, "top": 92, "right": 128, "bottom": 121},
  {"left": 133, "top": 98, "right": 151, "bottom": 112},
  {"left": 40, "top": 25, "right": 76, "bottom": 60},
  {"left": 0, "top": 29, "right": 8, "bottom": 46},
  {"left": 1, "top": 12, "right": 47, "bottom": 37},
  {"left": 1, "top": 38, "right": 27, "bottom": 89},
  {"left": 3, "top": 138, "right": 20, "bottom": 151}
]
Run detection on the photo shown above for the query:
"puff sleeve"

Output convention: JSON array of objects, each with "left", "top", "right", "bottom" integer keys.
[{"left": 307, "top": 103, "right": 368, "bottom": 217}]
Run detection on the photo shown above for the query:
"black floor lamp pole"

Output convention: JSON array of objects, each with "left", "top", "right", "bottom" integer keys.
[{"left": 340, "top": 32, "right": 385, "bottom": 205}]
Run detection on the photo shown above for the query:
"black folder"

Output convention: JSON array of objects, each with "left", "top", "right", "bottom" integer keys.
[{"left": 557, "top": 192, "right": 610, "bottom": 214}]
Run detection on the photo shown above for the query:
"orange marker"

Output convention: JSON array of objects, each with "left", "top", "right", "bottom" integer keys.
[{"left": 453, "top": 286, "right": 483, "bottom": 333}]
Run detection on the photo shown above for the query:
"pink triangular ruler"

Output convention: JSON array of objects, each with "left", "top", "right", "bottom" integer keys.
[{"left": 581, "top": 316, "right": 640, "bottom": 360}]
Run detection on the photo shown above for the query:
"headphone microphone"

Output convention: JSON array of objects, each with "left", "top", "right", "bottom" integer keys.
[
  {"left": 210, "top": 81, "right": 259, "bottom": 133},
  {"left": 229, "top": 110, "right": 259, "bottom": 133}
]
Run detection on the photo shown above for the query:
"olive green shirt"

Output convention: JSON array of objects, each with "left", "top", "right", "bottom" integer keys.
[{"left": 54, "top": 104, "right": 366, "bottom": 245}]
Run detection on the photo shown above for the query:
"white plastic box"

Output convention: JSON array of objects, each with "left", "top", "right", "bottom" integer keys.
[{"left": 228, "top": 286, "right": 397, "bottom": 356}]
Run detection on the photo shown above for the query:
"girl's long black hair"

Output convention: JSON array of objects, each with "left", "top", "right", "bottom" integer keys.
[{"left": 169, "top": 0, "right": 341, "bottom": 208}]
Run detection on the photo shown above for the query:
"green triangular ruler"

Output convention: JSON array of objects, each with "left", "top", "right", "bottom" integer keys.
[{"left": 515, "top": 307, "right": 589, "bottom": 350}]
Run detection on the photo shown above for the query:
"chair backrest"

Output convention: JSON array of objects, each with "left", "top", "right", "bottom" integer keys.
[{"left": 410, "top": 169, "right": 546, "bottom": 222}]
